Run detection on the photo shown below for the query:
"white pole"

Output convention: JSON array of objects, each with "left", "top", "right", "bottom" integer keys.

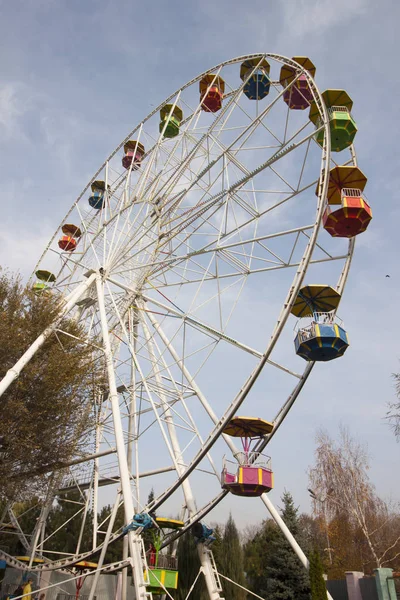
[
  {"left": 92, "top": 412, "right": 101, "bottom": 551},
  {"left": 122, "top": 308, "right": 138, "bottom": 600},
  {"left": 87, "top": 492, "right": 122, "bottom": 600},
  {"left": 76, "top": 490, "right": 92, "bottom": 556},
  {"left": 260, "top": 494, "right": 334, "bottom": 600},
  {"left": 95, "top": 275, "right": 149, "bottom": 600},
  {"left": 0, "top": 272, "right": 97, "bottom": 397}
]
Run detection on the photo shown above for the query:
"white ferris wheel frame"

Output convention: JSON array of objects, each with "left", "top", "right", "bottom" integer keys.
[{"left": 0, "top": 53, "right": 357, "bottom": 600}]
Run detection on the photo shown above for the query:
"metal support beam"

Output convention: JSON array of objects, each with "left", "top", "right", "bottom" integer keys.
[
  {"left": 261, "top": 493, "right": 334, "bottom": 600},
  {"left": 95, "top": 275, "right": 150, "bottom": 600}
]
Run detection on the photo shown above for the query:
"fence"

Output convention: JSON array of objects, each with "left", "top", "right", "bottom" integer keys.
[
  {"left": 326, "top": 579, "right": 349, "bottom": 600},
  {"left": 359, "top": 577, "right": 379, "bottom": 600}
]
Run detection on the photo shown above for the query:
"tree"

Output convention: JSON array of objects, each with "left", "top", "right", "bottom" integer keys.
[
  {"left": 309, "top": 550, "right": 327, "bottom": 600},
  {"left": 96, "top": 502, "right": 124, "bottom": 563},
  {"left": 143, "top": 488, "right": 156, "bottom": 548},
  {"left": 218, "top": 514, "right": 246, "bottom": 599},
  {"left": 245, "top": 492, "right": 311, "bottom": 600},
  {"left": 298, "top": 513, "right": 327, "bottom": 565},
  {"left": 45, "top": 491, "right": 93, "bottom": 555},
  {"left": 0, "top": 271, "right": 103, "bottom": 502},
  {"left": 387, "top": 372, "right": 400, "bottom": 439},
  {"left": 244, "top": 521, "right": 274, "bottom": 593},
  {"left": 210, "top": 523, "right": 223, "bottom": 572},
  {"left": 174, "top": 531, "right": 207, "bottom": 600},
  {"left": 309, "top": 427, "right": 400, "bottom": 572}
]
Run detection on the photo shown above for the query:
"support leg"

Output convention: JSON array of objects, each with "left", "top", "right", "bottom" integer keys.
[{"left": 95, "top": 276, "right": 149, "bottom": 600}]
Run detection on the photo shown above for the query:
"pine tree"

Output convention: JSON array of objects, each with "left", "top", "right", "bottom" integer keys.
[
  {"left": 244, "top": 520, "right": 276, "bottom": 594},
  {"left": 210, "top": 524, "right": 223, "bottom": 572},
  {"left": 174, "top": 531, "right": 207, "bottom": 600},
  {"left": 143, "top": 488, "right": 156, "bottom": 548},
  {"left": 219, "top": 514, "right": 246, "bottom": 599},
  {"left": 253, "top": 491, "right": 311, "bottom": 600},
  {"left": 309, "top": 549, "right": 327, "bottom": 600}
]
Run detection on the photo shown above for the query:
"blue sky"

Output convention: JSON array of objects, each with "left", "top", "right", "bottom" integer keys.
[{"left": 1, "top": 0, "right": 400, "bottom": 529}]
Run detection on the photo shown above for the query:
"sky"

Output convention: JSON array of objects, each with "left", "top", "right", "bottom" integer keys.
[{"left": 1, "top": 0, "right": 400, "bottom": 531}]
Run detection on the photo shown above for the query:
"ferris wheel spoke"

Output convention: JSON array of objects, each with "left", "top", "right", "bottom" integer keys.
[
  {"left": 138, "top": 308, "right": 220, "bottom": 518},
  {"left": 146, "top": 220, "right": 313, "bottom": 283},
  {"left": 141, "top": 76, "right": 291, "bottom": 221},
  {"left": 300, "top": 228, "right": 334, "bottom": 259},
  {"left": 109, "top": 129, "right": 319, "bottom": 280},
  {"left": 150, "top": 252, "right": 349, "bottom": 288},
  {"left": 115, "top": 224, "right": 315, "bottom": 281},
  {"left": 141, "top": 73, "right": 243, "bottom": 205}
]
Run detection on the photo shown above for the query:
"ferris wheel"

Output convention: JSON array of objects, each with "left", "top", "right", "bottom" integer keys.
[{"left": 0, "top": 53, "right": 371, "bottom": 600}]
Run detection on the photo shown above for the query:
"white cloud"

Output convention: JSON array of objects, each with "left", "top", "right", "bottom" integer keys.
[
  {"left": 0, "top": 222, "right": 55, "bottom": 278},
  {"left": 0, "top": 82, "right": 28, "bottom": 139},
  {"left": 283, "top": 0, "right": 370, "bottom": 37}
]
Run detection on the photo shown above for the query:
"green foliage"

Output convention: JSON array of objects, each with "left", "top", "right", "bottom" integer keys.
[
  {"left": 0, "top": 271, "right": 103, "bottom": 502},
  {"left": 309, "top": 549, "right": 327, "bottom": 600},
  {"left": 174, "top": 531, "right": 207, "bottom": 600},
  {"left": 244, "top": 491, "right": 311, "bottom": 600},
  {"left": 210, "top": 524, "right": 223, "bottom": 570},
  {"left": 218, "top": 514, "right": 246, "bottom": 599}
]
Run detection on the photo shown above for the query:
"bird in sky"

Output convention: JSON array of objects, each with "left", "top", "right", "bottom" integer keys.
[{"left": 386, "top": 275, "right": 390, "bottom": 278}]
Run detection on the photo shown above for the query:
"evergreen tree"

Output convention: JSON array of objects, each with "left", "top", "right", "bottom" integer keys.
[
  {"left": 143, "top": 489, "right": 156, "bottom": 548},
  {"left": 309, "top": 550, "right": 327, "bottom": 600},
  {"left": 219, "top": 514, "right": 246, "bottom": 599},
  {"left": 248, "top": 491, "right": 311, "bottom": 600},
  {"left": 244, "top": 520, "right": 276, "bottom": 593},
  {"left": 174, "top": 531, "right": 207, "bottom": 600},
  {"left": 210, "top": 524, "right": 223, "bottom": 572}
]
